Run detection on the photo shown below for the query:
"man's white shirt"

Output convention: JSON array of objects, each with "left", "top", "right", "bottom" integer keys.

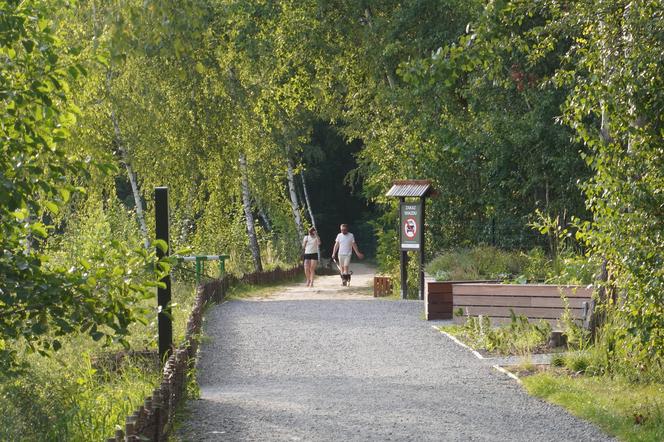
[{"left": 335, "top": 232, "right": 355, "bottom": 255}]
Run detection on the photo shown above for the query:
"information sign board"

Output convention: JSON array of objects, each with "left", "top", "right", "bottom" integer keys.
[{"left": 400, "top": 202, "right": 422, "bottom": 250}]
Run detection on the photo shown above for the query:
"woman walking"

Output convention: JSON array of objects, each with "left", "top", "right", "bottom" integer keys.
[{"left": 302, "top": 227, "right": 321, "bottom": 287}]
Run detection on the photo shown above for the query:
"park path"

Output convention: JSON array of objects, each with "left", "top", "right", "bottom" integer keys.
[{"left": 177, "top": 265, "right": 610, "bottom": 441}]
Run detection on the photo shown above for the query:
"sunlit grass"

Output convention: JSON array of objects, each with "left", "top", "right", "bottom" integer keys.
[
  {"left": 0, "top": 279, "right": 198, "bottom": 441},
  {"left": 523, "top": 373, "right": 664, "bottom": 441}
]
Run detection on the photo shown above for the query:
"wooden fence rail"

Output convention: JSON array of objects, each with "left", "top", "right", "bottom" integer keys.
[{"left": 108, "top": 265, "right": 302, "bottom": 442}]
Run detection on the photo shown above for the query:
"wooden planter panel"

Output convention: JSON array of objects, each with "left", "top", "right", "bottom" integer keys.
[
  {"left": 453, "top": 284, "right": 592, "bottom": 298},
  {"left": 425, "top": 280, "right": 497, "bottom": 320},
  {"left": 452, "top": 283, "right": 593, "bottom": 326}
]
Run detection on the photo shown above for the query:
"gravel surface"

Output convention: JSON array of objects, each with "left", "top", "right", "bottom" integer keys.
[{"left": 177, "top": 274, "right": 611, "bottom": 441}]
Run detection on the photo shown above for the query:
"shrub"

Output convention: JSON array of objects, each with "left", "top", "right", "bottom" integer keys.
[
  {"left": 454, "top": 311, "right": 552, "bottom": 356},
  {"left": 551, "top": 354, "right": 567, "bottom": 367},
  {"left": 566, "top": 353, "right": 591, "bottom": 374},
  {"left": 427, "top": 245, "right": 527, "bottom": 281}
]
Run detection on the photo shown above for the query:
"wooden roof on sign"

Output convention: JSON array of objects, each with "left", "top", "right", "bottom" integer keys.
[{"left": 385, "top": 180, "right": 434, "bottom": 198}]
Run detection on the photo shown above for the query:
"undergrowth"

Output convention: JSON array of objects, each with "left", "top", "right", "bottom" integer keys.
[
  {"left": 0, "top": 281, "right": 197, "bottom": 441},
  {"left": 442, "top": 311, "right": 552, "bottom": 356}
]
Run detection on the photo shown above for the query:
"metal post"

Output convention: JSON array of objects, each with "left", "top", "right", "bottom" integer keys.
[
  {"left": 400, "top": 197, "right": 408, "bottom": 299},
  {"left": 219, "top": 256, "right": 226, "bottom": 277},
  {"left": 195, "top": 257, "right": 202, "bottom": 286},
  {"left": 419, "top": 197, "right": 426, "bottom": 300},
  {"left": 155, "top": 187, "right": 172, "bottom": 362}
]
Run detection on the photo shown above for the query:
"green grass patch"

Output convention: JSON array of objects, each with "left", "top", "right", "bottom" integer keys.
[
  {"left": 0, "top": 338, "right": 159, "bottom": 441},
  {"left": 523, "top": 373, "right": 664, "bottom": 441},
  {"left": 0, "top": 279, "right": 198, "bottom": 441}
]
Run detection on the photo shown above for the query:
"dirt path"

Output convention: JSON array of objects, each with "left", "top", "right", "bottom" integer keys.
[{"left": 245, "top": 262, "right": 376, "bottom": 301}]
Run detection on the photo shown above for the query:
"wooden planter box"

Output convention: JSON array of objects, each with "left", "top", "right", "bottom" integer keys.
[
  {"left": 425, "top": 280, "right": 497, "bottom": 320},
  {"left": 373, "top": 276, "right": 393, "bottom": 297},
  {"left": 452, "top": 283, "right": 594, "bottom": 325}
]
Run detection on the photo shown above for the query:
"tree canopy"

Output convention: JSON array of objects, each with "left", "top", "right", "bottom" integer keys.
[{"left": 1, "top": 0, "right": 662, "bottom": 374}]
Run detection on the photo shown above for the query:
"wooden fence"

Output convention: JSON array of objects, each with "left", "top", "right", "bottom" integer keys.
[{"left": 108, "top": 265, "right": 302, "bottom": 442}]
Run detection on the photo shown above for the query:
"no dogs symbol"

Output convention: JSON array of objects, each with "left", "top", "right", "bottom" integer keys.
[{"left": 403, "top": 217, "right": 417, "bottom": 239}]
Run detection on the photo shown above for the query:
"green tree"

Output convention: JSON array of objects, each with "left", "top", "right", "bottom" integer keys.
[{"left": 0, "top": 0, "right": 167, "bottom": 370}]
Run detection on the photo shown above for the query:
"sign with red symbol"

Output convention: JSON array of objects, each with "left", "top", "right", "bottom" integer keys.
[{"left": 400, "top": 203, "right": 421, "bottom": 250}]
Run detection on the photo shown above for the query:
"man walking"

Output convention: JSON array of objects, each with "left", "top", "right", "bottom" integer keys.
[{"left": 332, "top": 224, "right": 364, "bottom": 286}]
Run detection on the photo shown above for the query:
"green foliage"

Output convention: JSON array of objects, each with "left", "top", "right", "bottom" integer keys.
[
  {"left": 550, "top": 353, "right": 566, "bottom": 368},
  {"left": 446, "top": 312, "right": 552, "bottom": 356},
  {"left": 0, "top": 343, "right": 158, "bottom": 441},
  {"left": 558, "top": 297, "right": 591, "bottom": 351},
  {"left": 0, "top": 0, "right": 169, "bottom": 370},
  {"left": 427, "top": 246, "right": 525, "bottom": 281},
  {"left": 468, "top": 0, "right": 664, "bottom": 379}
]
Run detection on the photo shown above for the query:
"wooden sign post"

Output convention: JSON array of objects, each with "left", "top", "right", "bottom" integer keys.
[
  {"left": 155, "top": 187, "right": 172, "bottom": 361},
  {"left": 386, "top": 180, "right": 433, "bottom": 300}
]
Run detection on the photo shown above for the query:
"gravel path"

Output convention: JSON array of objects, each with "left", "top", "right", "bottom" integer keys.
[{"left": 177, "top": 269, "right": 611, "bottom": 441}]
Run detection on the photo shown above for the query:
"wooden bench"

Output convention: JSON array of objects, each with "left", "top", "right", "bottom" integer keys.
[{"left": 451, "top": 283, "right": 594, "bottom": 325}]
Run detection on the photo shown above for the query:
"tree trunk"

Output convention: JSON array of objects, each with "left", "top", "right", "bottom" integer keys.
[
  {"left": 286, "top": 157, "right": 305, "bottom": 239},
  {"left": 258, "top": 207, "right": 272, "bottom": 233},
  {"left": 300, "top": 170, "right": 320, "bottom": 260},
  {"left": 107, "top": 68, "right": 150, "bottom": 249},
  {"left": 239, "top": 152, "right": 263, "bottom": 272}
]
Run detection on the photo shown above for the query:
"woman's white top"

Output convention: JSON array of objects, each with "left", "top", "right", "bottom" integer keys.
[{"left": 302, "top": 234, "right": 320, "bottom": 254}]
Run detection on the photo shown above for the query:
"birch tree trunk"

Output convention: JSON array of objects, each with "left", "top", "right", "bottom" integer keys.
[
  {"left": 286, "top": 157, "right": 305, "bottom": 239},
  {"left": 239, "top": 152, "right": 263, "bottom": 272},
  {"left": 258, "top": 207, "right": 272, "bottom": 232},
  {"left": 300, "top": 171, "right": 320, "bottom": 260},
  {"left": 106, "top": 68, "right": 150, "bottom": 249}
]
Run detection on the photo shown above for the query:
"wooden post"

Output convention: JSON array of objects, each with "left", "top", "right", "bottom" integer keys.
[
  {"left": 419, "top": 196, "right": 425, "bottom": 300},
  {"left": 399, "top": 197, "right": 408, "bottom": 299},
  {"left": 155, "top": 187, "right": 173, "bottom": 362}
]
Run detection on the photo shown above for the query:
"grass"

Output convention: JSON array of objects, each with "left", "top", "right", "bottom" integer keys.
[
  {"left": 0, "top": 336, "right": 160, "bottom": 441},
  {"left": 0, "top": 279, "right": 198, "bottom": 441},
  {"left": 523, "top": 373, "right": 664, "bottom": 441}
]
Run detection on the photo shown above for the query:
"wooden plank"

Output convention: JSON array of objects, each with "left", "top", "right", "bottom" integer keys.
[
  {"left": 454, "top": 295, "right": 588, "bottom": 309},
  {"left": 455, "top": 305, "right": 584, "bottom": 319},
  {"left": 427, "top": 293, "right": 453, "bottom": 303},
  {"left": 428, "top": 312, "right": 453, "bottom": 320},
  {"left": 453, "top": 316, "right": 564, "bottom": 327},
  {"left": 426, "top": 304, "right": 453, "bottom": 313},
  {"left": 453, "top": 284, "right": 592, "bottom": 298},
  {"left": 453, "top": 296, "right": 532, "bottom": 307}
]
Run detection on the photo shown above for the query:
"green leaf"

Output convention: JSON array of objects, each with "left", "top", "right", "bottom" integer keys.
[
  {"left": 154, "top": 239, "right": 169, "bottom": 254},
  {"left": 30, "top": 223, "right": 48, "bottom": 238},
  {"left": 44, "top": 201, "right": 59, "bottom": 215}
]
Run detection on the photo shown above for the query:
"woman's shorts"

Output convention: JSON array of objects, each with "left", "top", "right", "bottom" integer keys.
[{"left": 303, "top": 253, "right": 318, "bottom": 260}]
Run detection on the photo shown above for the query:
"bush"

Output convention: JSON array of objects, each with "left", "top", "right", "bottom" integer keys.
[
  {"left": 426, "top": 245, "right": 527, "bottom": 281},
  {"left": 0, "top": 341, "right": 159, "bottom": 441},
  {"left": 449, "top": 311, "right": 552, "bottom": 356},
  {"left": 426, "top": 244, "right": 596, "bottom": 285}
]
